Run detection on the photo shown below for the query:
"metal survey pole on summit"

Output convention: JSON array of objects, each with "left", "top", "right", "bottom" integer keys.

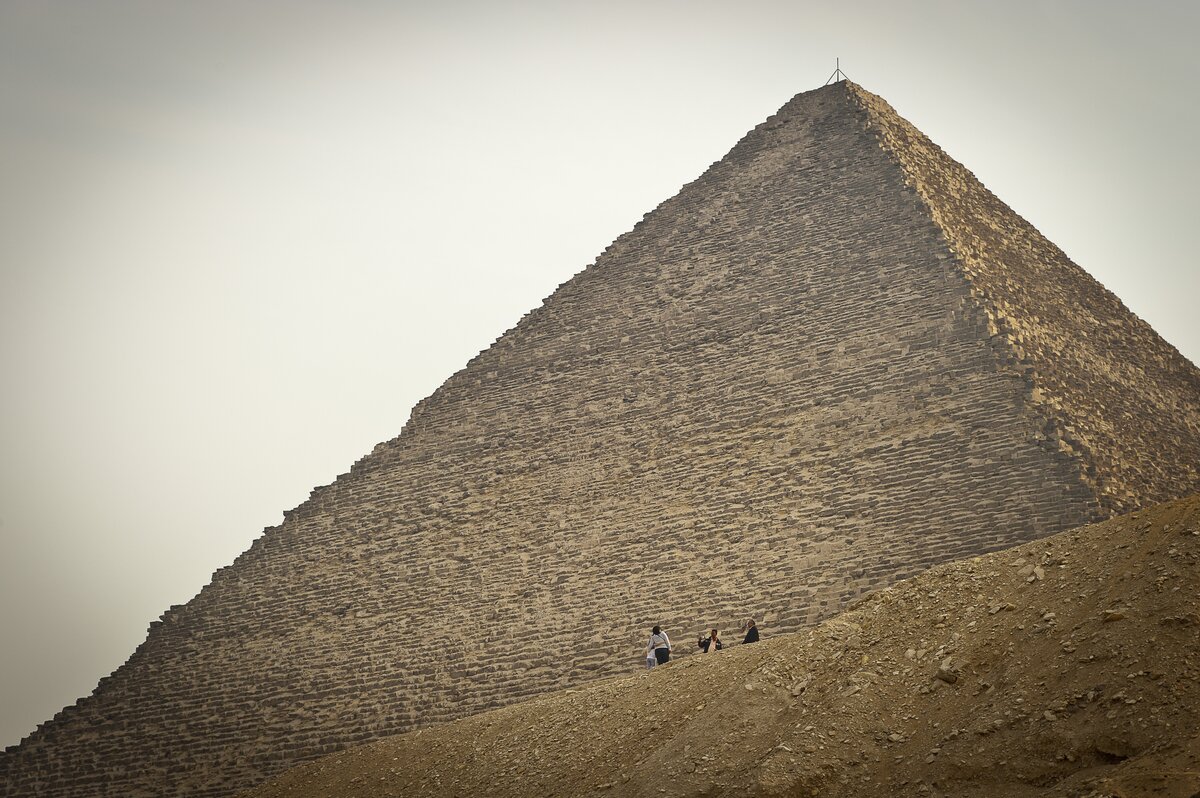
[{"left": 824, "top": 58, "right": 849, "bottom": 84}]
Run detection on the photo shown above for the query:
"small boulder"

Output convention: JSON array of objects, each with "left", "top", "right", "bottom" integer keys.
[
  {"left": 1094, "top": 735, "right": 1136, "bottom": 760},
  {"left": 934, "top": 659, "right": 959, "bottom": 684}
]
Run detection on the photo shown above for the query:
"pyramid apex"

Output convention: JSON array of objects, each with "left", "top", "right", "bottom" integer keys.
[{"left": 823, "top": 57, "right": 851, "bottom": 85}]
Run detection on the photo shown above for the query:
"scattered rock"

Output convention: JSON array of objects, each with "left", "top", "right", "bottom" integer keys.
[
  {"left": 1094, "top": 735, "right": 1136, "bottom": 760},
  {"left": 1102, "top": 610, "right": 1127, "bottom": 623},
  {"left": 789, "top": 677, "right": 810, "bottom": 696},
  {"left": 934, "top": 659, "right": 959, "bottom": 684}
]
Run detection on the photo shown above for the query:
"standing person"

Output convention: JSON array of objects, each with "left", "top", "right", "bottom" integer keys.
[
  {"left": 649, "top": 625, "right": 672, "bottom": 665},
  {"left": 699, "top": 628, "right": 722, "bottom": 653},
  {"left": 645, "top": 637, "right": 657, "bottom": 669},
  {"left": 742, "top": 618, "right": 759, "bottom": 644}
]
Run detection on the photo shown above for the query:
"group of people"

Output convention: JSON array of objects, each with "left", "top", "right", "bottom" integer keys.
[{"left": 644, "top": 618, "right": 759, "bottom": 668}]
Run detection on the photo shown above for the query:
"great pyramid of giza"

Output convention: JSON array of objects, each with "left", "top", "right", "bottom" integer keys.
[{"left": 3, "top": 80, "right": 1198, "bottom": 798}]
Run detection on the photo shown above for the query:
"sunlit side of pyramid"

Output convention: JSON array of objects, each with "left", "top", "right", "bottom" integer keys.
[
  {"left": 3, "top": 81, "right": 1198, "bottom": 798},
  {"left": 853, "top": 86, "right": 1199, "bottom": 513}
]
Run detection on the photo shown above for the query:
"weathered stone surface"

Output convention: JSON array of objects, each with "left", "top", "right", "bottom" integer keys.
[
  {"left": 852, "top": 83, "right": 1200, "bottom": 514},
  {"left": 2, "top": 81, "right": 1198, "bottom": 797}
]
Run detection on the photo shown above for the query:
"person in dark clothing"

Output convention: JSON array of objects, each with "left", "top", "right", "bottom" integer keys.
[
  {"left": 742, "top": 618, "right": 759, "bottom": 644},
  {"left": 698, "top": 628, "right": 723, "bottom": 654}
]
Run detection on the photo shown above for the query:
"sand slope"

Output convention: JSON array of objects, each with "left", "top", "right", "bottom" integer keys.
[{"left": 243, "top": 495, "right": 1200, "bottom": 797}]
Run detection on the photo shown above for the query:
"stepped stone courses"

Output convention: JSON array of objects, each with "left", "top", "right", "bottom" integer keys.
[
  {"left": 851, "top": 85, "right": 1200, "bottom": 513},
  {"left": 3, "top": 81, "right": 1199, "bottom": 798}
]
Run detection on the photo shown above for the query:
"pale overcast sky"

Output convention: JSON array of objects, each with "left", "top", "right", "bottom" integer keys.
[{"left": 1, "top": 1, "right": 1196, "bottom": 748}]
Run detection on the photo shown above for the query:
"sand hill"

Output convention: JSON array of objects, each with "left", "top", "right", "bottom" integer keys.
[{"left": 242, "top": 494, "right": 1200, "bottom": 798}]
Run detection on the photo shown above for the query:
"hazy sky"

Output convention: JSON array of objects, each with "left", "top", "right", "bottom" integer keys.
[{"left": 1, "top": 1, "right": 1196, "bottom": 748}]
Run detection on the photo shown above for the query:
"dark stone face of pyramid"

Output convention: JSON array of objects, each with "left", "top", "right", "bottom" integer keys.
[{"left": 4, "top": 81, "right": 1198, "bottom": 798}]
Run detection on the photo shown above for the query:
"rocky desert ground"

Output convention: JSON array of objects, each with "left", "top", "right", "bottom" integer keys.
[{"left": 242, "top": 494, "right": 1200, "bottom": 797}]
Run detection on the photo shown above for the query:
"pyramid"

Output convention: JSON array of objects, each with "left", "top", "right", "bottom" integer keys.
[{"left": 4, "top": 81, "right": 1198, "bottom": 798}]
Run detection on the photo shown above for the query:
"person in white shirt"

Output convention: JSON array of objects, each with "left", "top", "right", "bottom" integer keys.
[{"left": 648, "top": 625, "right": 672, "bottom": 665}]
